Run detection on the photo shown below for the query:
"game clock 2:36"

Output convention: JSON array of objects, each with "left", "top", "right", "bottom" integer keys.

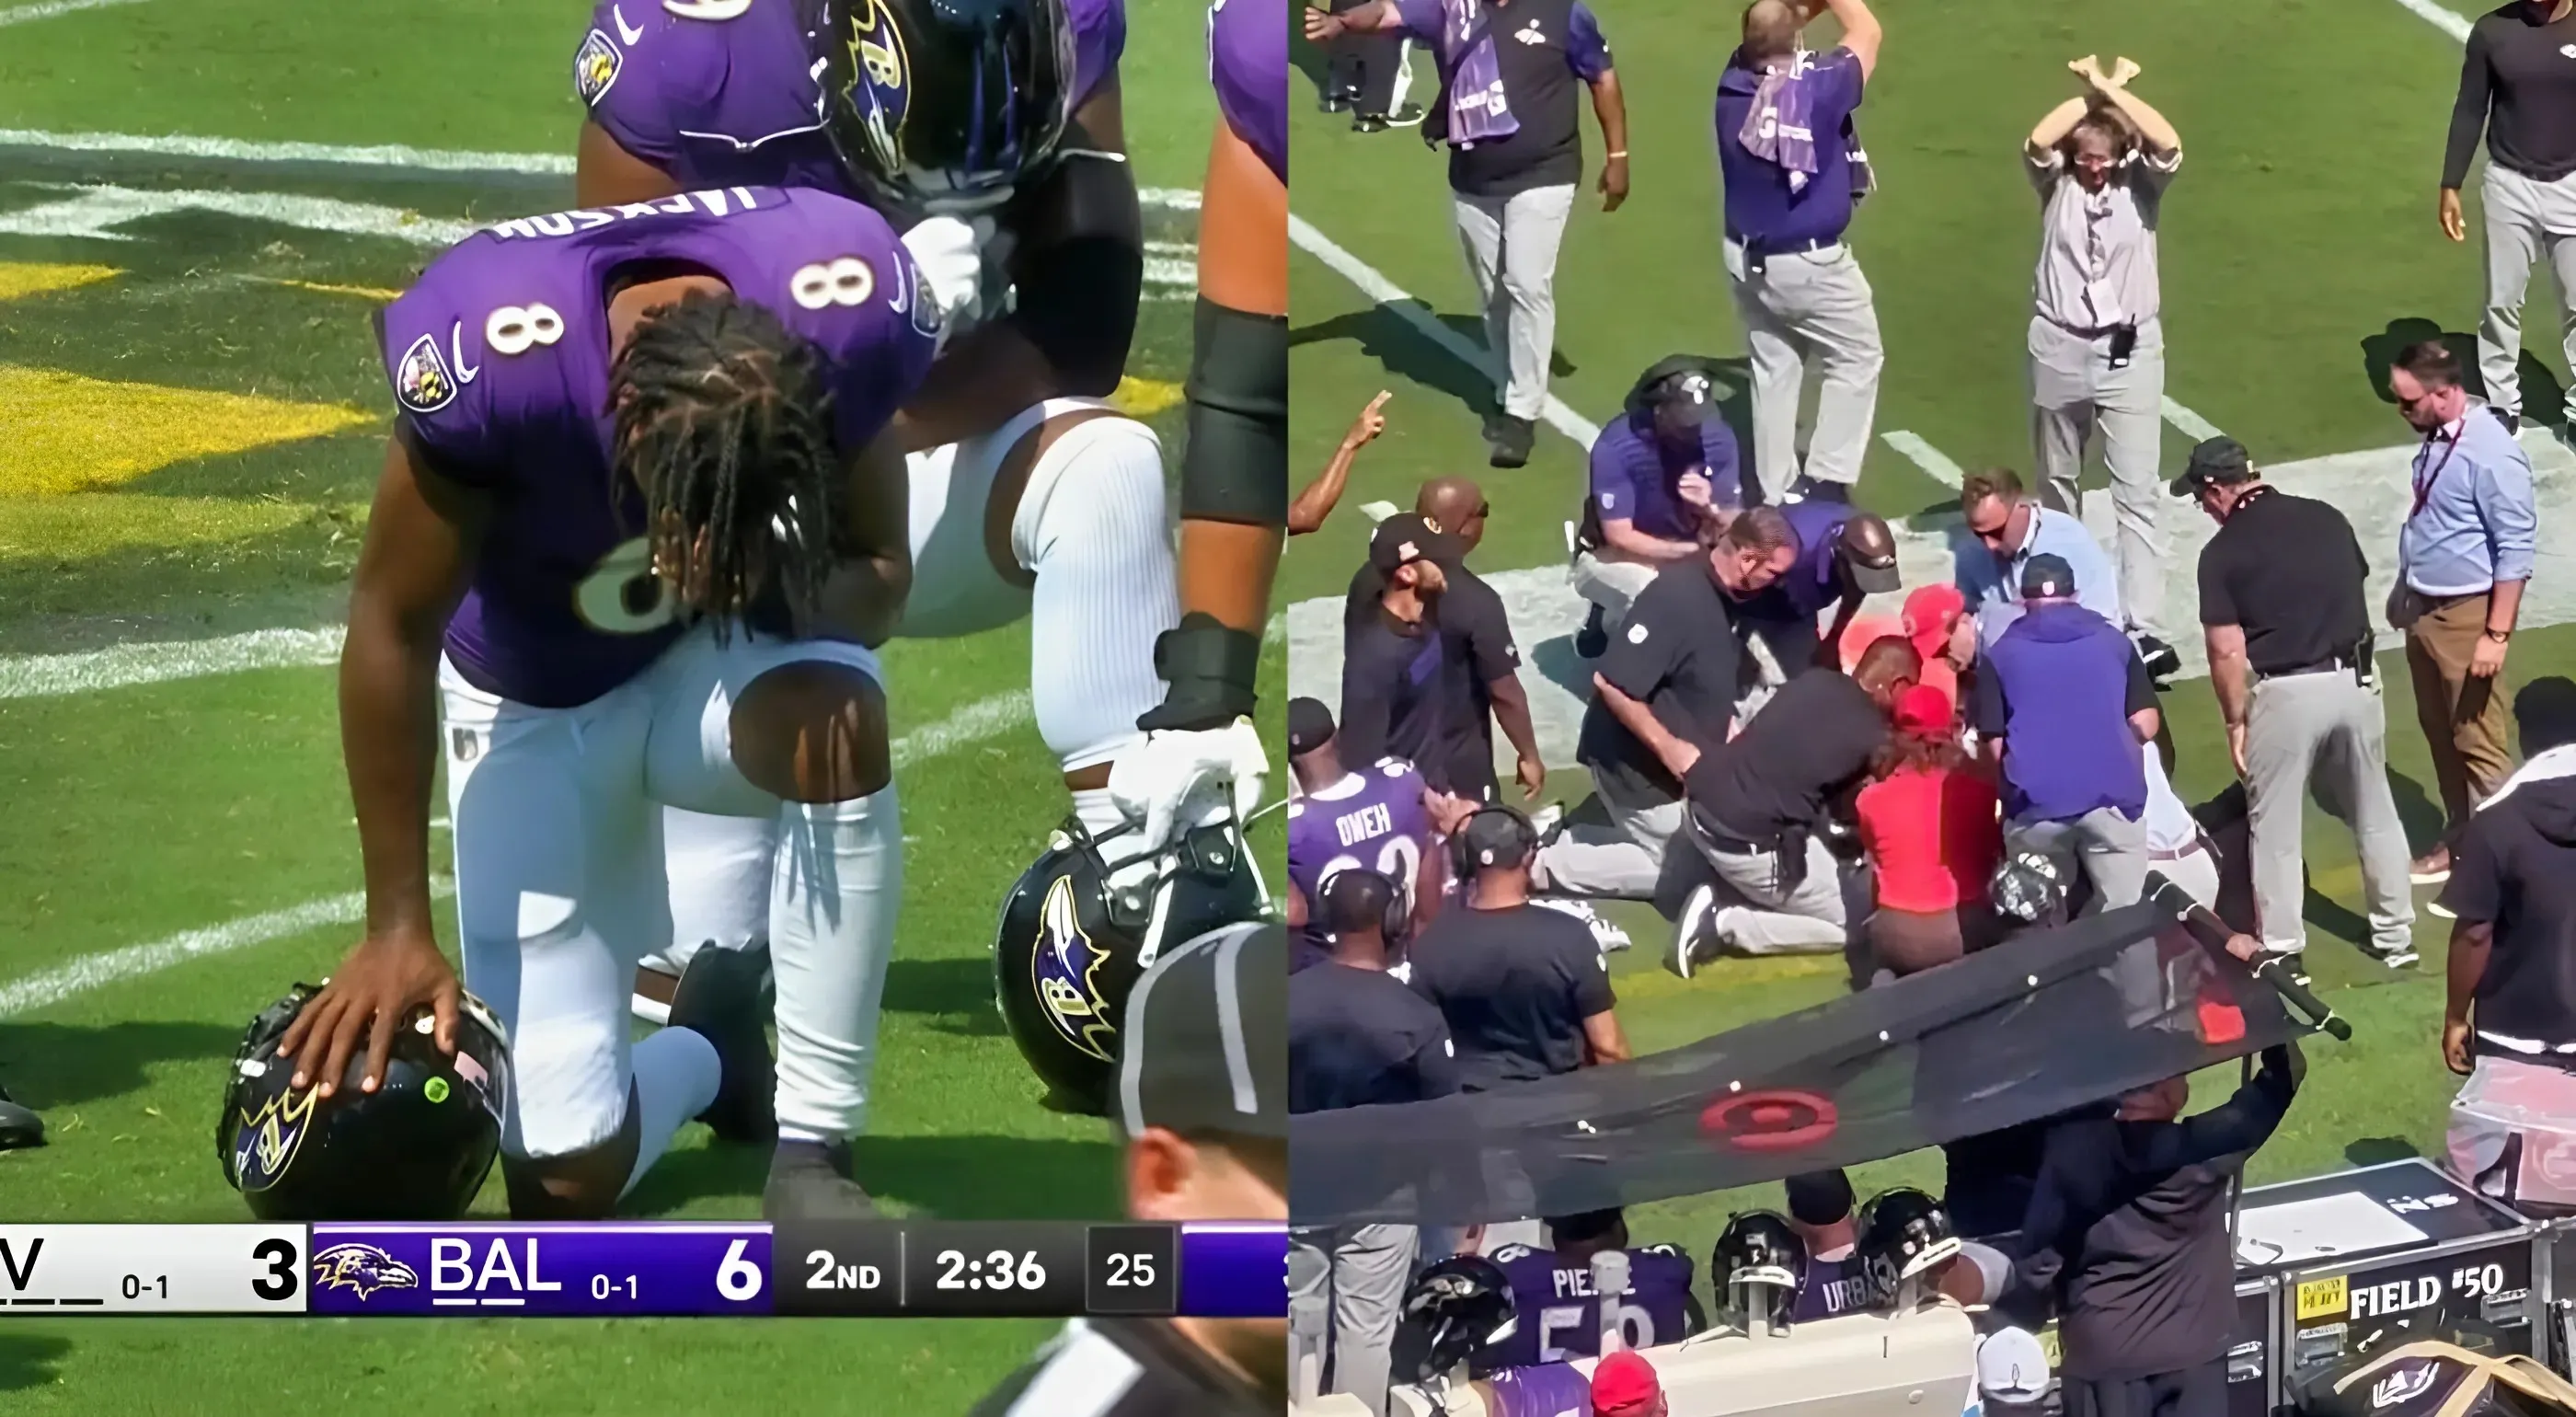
[{"left": 902, "top": 1223, "right": 1087, "bottom": 1317}]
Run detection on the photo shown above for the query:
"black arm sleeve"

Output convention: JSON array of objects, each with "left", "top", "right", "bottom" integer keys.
[
  {"left": 1007, "top": 154, "right": 1144, "bottom": 397},
  {"left": 2444, "top": 26, "right": 2494, "bottom": 190},
  {"left": 1181, "top": 296, "right": 1288, "bottom": 526},
  {"left": 2143, "top": 1047, "right": 2299, "bottom": 1174}
]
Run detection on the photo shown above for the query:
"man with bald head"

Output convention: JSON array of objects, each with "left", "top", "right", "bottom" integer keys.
[
  {"left": 1716, "top": 0, "right": 1886, "bottom": 501},
  {"left": 1346, "top": 478, "right": 1547, "bottom": 801}
]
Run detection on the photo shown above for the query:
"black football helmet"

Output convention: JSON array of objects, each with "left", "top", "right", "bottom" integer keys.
[
  {"left": 217, "top": 983, "right": 511, "bottom": 1221},
  {"left": 1402, "top": 1255, "right": 1518, "bottom": 1381},
  {"left": 993, "top": 814, "right": 1267, "bottom": 1115},
  {"left": 1714, "top": 1211, "right": 1809, "bottom": 1331},
  {"left": 817, "top": 0, "right": 1078, "bottom": 216},
  {"left": 1858, "top": 1188, "right": 1961, "bottom": 1293},
  {"left": 1990, "top": 849, "right": 2071, "bottom": 927}
]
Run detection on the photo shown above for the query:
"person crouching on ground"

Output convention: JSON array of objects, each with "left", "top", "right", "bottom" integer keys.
[{"left": 1856, "top": 683, "right": 2004, "bottom": 978}]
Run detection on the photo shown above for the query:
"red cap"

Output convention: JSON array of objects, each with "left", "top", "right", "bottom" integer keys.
[
  {"left": 1902, "top": 583, "right": 1967, "bottom": 655},
  {"left": 1892, "top": 683, "right": 1955, "bottom": 738},
  {"left": 1591, "top": 1350, "right": 1665, "bottom": 1417}
]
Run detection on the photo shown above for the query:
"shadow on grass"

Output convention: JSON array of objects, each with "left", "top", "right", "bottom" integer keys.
[
  {"left": 0, "top": 1331, "right": 71, "bottom": 1394},
  {"left": 623, "top": 1135, "right": 1121, "bottom": 1221},
  {"left": 881, "top": 957, "right": 1006, "bottom": 1038},
  {"left": 2359, "top": 317, "right": 2564, "bottom": 425},
  {"left": 0, "top": 1020, "right": 238, "bottom": 1111},
  {"left": 2344, "top": 1135, "right": 2422, "bottom": 1168}
]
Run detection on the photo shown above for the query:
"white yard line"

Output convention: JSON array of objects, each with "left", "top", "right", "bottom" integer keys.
[
  {"left": 0, "top": 184, "right": 483, "bottom": 245},
  {"left": 2160, "top": 397, "right": 2226, "bottom": 443},
  {"left": 2387, "top": 0, "right": 2474, "bottom": 42},
  {"left": 0, "top": 627, "right": 341, "bottom": 699},
  {"left": 0, "top": 0, "right": 144, "bottom": 28},
  {"left": 1879, "top": 430, "right": 1965, "bottom": 488}
]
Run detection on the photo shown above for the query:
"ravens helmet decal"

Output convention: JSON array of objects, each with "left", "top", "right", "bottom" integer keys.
[
  {"left": 1033, "top": 874, "right": 1118, "bottom": 1064},
  {"left": 229, "top": 1081, "right": 319, "bottom": 1192}
]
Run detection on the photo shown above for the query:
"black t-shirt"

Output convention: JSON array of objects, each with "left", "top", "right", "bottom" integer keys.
[
  {"left": 1340, "top": 605, "right": 1464, "bottom": 791},
  {"left": 2441, "top": 777, "right": 2576, "bottom": 1055},
  {"left": 970, "top": 1318, "right": 1274, "bottom": 1416},
  {"left": 1446, "top": 0, "right": 1599, "bottom": 198},
  {"left": 1684, "top": 667, "right": 1885, "bottom": 841},
  {"left": 1348, "top": 561, "right": 1521, "bottom": 799},
  {"left": 1575, "top": 559, "right": 1745, "bottom": 803},
  {"left": 2195, "top": 487, "right": 2373, "bottom": 677},
  {"left": 1290, "top": 961, "right": 1462, "bottom": 1112},
  {"left": 1407, "top": 903, "right": 1615, "bottom": 1090}
]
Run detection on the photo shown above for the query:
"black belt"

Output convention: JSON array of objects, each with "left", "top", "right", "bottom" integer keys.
[
  {"left": 2255, "top": 655, "right": 2359, "bottom": 682},
  {"left": 1726, "top": 230, "right": 1840, "bottom": 257}
]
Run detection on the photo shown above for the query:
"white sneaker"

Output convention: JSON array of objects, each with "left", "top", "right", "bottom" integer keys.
[
  {"left": 1671, "top": 885, "right": 1717, "bottom": 980},
  {"left": 1532, "top": 896, "right": 1633, "bottom": 955},
  {"left": 1527, "top": 803, "right": 1566, "bottom": 841}
]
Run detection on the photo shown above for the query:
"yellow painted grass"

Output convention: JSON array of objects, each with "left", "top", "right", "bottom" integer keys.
[
  {"left": 1111, "top": 375, "right": 1184, "bottom": 420},
  {"left": 0, "top": 367, "right": 374, "bottom": 497},
  {"left": 0, "top": 262, "right": 121, "bottom": 302},
  {"left": 0, "top": 493, "right": 315, "bottom": 562},
  {"left": 267, "top": 278, "right": 405, "bottom": 302}
]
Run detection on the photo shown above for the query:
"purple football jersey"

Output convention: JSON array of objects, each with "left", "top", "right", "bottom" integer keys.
[
  {"left": 580, "top": 0, "right": 1125, "bottom": 191},
  {"left": 1287, "top": 756, "right": 1431, "bottom": 917},
  {"left": 1483, "top": 1363, "right": 1595, "bottom": 1417},
  {"left": 1208, "top": 0, "right": 1285, "bottom": 180},
  {"left": 380, "top": 186, "right": 939, "bottom": 708},
  {"left": 1790, "top": 1251, "right": 1880, "bottom": 1322},
  {"left": 1484, "top": 1243, "right": 1696, "bottom": 1367}
]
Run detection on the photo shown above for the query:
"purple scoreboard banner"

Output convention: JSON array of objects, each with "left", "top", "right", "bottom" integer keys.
[
  {"left": 1181, "top": 1223, "right": 1287, "bottom": 1319},
  {"left": 306, "top": 1224, "right": 770, "bottom": 1317}
]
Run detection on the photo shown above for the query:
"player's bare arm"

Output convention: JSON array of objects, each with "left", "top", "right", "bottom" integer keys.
[
  {"left": 281, "top": 432, "right": 483, "bottom": 1099},
  {"left": 575, "top": 120, "right": 684, "bottom": 208},
  {"left": 812, "top": 425, "right": 915, "bottom": 649}
]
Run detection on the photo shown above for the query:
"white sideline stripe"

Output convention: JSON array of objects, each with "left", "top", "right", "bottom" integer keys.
[
  {"left": 0, "top": 627, "right": 342, "bottom": 699},
  {"left": 0, "top": 0, "right": 144, "bottom": 27},
  {"left": 1880, "top": 430, "right": 1964, "bottom": 488},
  {"left": 2160, "top": 396, "right": 2225, "bottom": 443},
  {"left": 0, "top": 688, "right": 1036, "bottom": 1017},
  {"left": 0, "top": 128, "right": 1205, "bottom": 210},
  {"left": 0, "top": 184, "right": 482, "bottom": 246},
  {"left": 2388, "top": 0, "right": 2474, "bottom": 42}
]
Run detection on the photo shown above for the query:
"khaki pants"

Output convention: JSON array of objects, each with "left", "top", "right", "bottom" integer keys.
[
  {"left": 1455, "top": 184, "right": 1576, "bottom": 421},
  {"left": 2478, "top": 164, "right": 2576, "bottom": 425},
  {"left": 2405, "top": 592, "right": 2515, "bottom": 835},
  {"left": 1727, "top": 242, "right": 1884, "bottom": 499},
  {"left": 2030, "top": 314, "right": 2166, "bottom": 637},
  {"left": 2241, "top": 668, "right": 2415, "bottom": 956}
]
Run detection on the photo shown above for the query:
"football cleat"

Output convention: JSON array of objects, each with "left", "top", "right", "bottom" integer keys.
[
  {"left": 0, "top": 1081, "right": 41, "bottom": 1151},
  {"left": 218, "top": 983, "right": 511, "bottom": 1220},
  {"left": 763, "top": 1138, "right": 876, "bottom": 1221},
  {"left": 669, "top": 942, "right": 776, "bottom": 1146}
]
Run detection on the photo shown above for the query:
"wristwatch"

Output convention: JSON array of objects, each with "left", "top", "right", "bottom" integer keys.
[{"left": 2483, "top": 628, "right": 2513, "bottom": 644}]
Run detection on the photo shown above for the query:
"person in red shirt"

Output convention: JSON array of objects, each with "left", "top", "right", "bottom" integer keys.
[{"left": 1855, "top": 683, "right": 2004, "bottom": 977}]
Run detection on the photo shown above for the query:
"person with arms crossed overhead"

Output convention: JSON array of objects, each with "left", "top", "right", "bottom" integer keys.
[
  {"left": 973, "top": 921, "right": 1289, "bottom": 1416},
  {"left": 2387, "top": 340, "right": 2537, "bottom": 889},
  {"left": 1285, "top": 697, "right": 1455, "bottom": 973},
  {"left": 2023, "top": 54, "right": 2184, "bottom": 660},
  {"left": 1534, "top": 508, "right": 1798, "bottom": 903},
  {"left": 278, "top": 187, "right": 948, "bottom": 1222},
  {"left": 1307, "top": 0, "right": 1630, "bottom": 469},
  {"left": 2440, "top": 0, "right": 2576, "bottom": 436},
  {"left": 1289, "top": 870, "right": 1455, "bottom": 1417},
  {"left": 2179, "top": 436, "right": 2418, "bottom": 968},
  {"left": 1716, "top": 0, "right": 1885, "bottom": 502},
  {"left": 1571, "top": 358, "right": 1745, "bottom": 654}
]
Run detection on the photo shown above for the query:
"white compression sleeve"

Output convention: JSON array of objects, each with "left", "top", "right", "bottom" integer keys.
[
  {"left": 621, "top": 1025, "right": 721, "bottom": 1198},
  {"left": 768, "top": 788, "right": 903, "bottom": 1143},
  {"left": 1017, "top": 417, "right": 1179, "bottom": 777}
]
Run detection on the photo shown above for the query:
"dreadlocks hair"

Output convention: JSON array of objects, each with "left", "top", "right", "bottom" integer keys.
[{"left": 609, "top": 289, "right": 842, "bottom": 643}]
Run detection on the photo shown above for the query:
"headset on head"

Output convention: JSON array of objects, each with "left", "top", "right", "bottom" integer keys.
[
  {"left": 1448, "top": 803, "right": 1539, "bottom": 879},
  {"left": 1318, "top": 866, "right": 1409, "bottom": 943}
]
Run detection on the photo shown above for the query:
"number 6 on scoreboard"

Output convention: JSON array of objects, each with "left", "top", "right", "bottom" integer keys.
[
  {"left": 251, "top": 1236, "right": 299, "bottom": 1301},
  {"left": 716, "top": 1238, "right": 763, "bottom": 1302}
]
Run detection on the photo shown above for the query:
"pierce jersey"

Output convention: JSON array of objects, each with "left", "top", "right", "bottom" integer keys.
[
  {"left": 1481, "top": 1242, "right": 1698, "bottom": 1367},
  {"left": 379, "top": 186, "right": 939, "bottom": 708},
  {"left": 1287, "top": 756, "right": 1432, "bottom": 917},
  {"left": 579, "top": 0, "right": 1126, "bottom": 192},
  {"left": 1208, "top": 0, "right": 1285, "bottom": 181}
]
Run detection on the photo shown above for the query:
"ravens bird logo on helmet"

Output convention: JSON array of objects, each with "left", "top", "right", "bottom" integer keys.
[
  {"left": 1034, "top": 875, "right": 1118, "bottom": 1064},
  {"left": 310, "top": 1243, "right": 420, "bottom": 1301},
  {"left": 229, "top": 1081, "right": 319, "bottom": 1192}
]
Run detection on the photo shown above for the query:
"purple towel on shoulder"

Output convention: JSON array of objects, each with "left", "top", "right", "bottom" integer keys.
[
  {"left": 1439, "top": 0, "right": 1519, "bottom": 144},
  {"left": 1737, "top": 50, "right": 1821, "bottom": 190}
]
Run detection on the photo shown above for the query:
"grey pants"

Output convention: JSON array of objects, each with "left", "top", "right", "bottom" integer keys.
[
  {"left": 2242, "top": 668, "right": 2417, "bottom": 956},
  {"left": 2007, "top": 807, "right": 2149, "bottom": 912},
  {"left": 1693, "top": 829, "right": 1848, "bottom": 955},
  {"left": 2478, "top": 164, "right": 2576, "bottom": 425},
  {"left": 2030, "top": 314, "right": 2166, "bottom": 636},
  {"left": 1570, "top": 549, "right": 1661, "bottom": 633},
  {"left": 1533, "top": 771, "right": 1684, "bottom": 900},
  {"left": 1727, "top": 241, "right": 1884, "bottom": 499},
  {"left": 1455, "top": 183, "right": 1576, "bottom": 421},
  {"left": 1289, "top": 1223, "right": 1420, "bottom": 1417}
]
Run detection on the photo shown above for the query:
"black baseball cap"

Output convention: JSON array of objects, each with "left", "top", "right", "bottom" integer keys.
[
  {"left": 1368, "top": 513, "right": 1457, "bottom": 576},
  {"left": 1785, "top": 1169, "right": 1855, "bottom": 1227},
  {"left": 2169, "top": 436, "right": 2256, "bottom": 498},
  {"left": 1287, "top": 697, "right": 1336, "bottom": 757},
  {"left": 2020, "top": 552, "right": 2076, "bottom": 601},
  {"left": 1459, "top": 807, "right": 1536, "bottom": 871},
  {"left": 1116, "top": 920, "right": 1286, "bottom": 1141}
]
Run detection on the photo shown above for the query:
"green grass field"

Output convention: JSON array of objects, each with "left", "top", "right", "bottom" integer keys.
[
  {"left": 0, "top": 1, "right": 1278, "bottom": 1411},
  {"left": 1282, "top": 0, "right": 2576, "bottom": 1301}
]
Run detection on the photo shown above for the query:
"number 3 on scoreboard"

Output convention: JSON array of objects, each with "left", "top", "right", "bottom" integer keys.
[{"left": 251, "top": 1237, "right": 299, "bottom": 1301}]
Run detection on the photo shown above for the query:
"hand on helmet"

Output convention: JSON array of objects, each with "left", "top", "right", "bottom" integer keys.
[
  {"left": 899, "top": 213, "right": 995, "bottom": 346},
  {"left": 1107, "top": 719, "right": 1269, "bottom": 853},
  {"left": 278, "top": 926, "right": 461, "bottom": 1100}
]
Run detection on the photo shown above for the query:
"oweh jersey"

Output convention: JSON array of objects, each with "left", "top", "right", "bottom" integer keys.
[
  {"left": 578, "top": 0, "right": 1126, "bottom": 192},
  {"left": 1207, "top": 0, "right": 1285, "bottom": 180},
  {"left": 380, "top": 185, "right": 938, "bottom": 708},
  {"left": 1287, "top": 757, "right": 1431, "bottom": 916},
  {"left": 1482, "top": 1242, "right": 1697, "bottom": 1367}
]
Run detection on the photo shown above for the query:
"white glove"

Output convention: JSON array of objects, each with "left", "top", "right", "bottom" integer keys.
[
  {"left": 898, "top": 214, "right": 992, "bottom": 349},
  {"left": 1106, "top": 720, "right": 1270, "bottom": 854}
]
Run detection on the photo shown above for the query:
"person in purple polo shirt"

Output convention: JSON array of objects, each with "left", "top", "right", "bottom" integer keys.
[
  {"left": 1310, "top": 0, "right": 1629, "bottom": 470},
  {"left": 1735, "top": 495, "right": 1902, "bottom": 686},
  {"left": 277, "top": 188, "right": 939, "bottom": 1225},
  {"left": 1571, "top": 357, "right": 1745, "bottom": 655},
  {"left": 1715, "top": 0, "right": 1886, "bottom": 501}
]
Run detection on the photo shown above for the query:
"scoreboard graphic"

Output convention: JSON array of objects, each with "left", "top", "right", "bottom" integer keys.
[{"left": 0, "top": 1221, "right": 1285, "bottom": 1319}]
